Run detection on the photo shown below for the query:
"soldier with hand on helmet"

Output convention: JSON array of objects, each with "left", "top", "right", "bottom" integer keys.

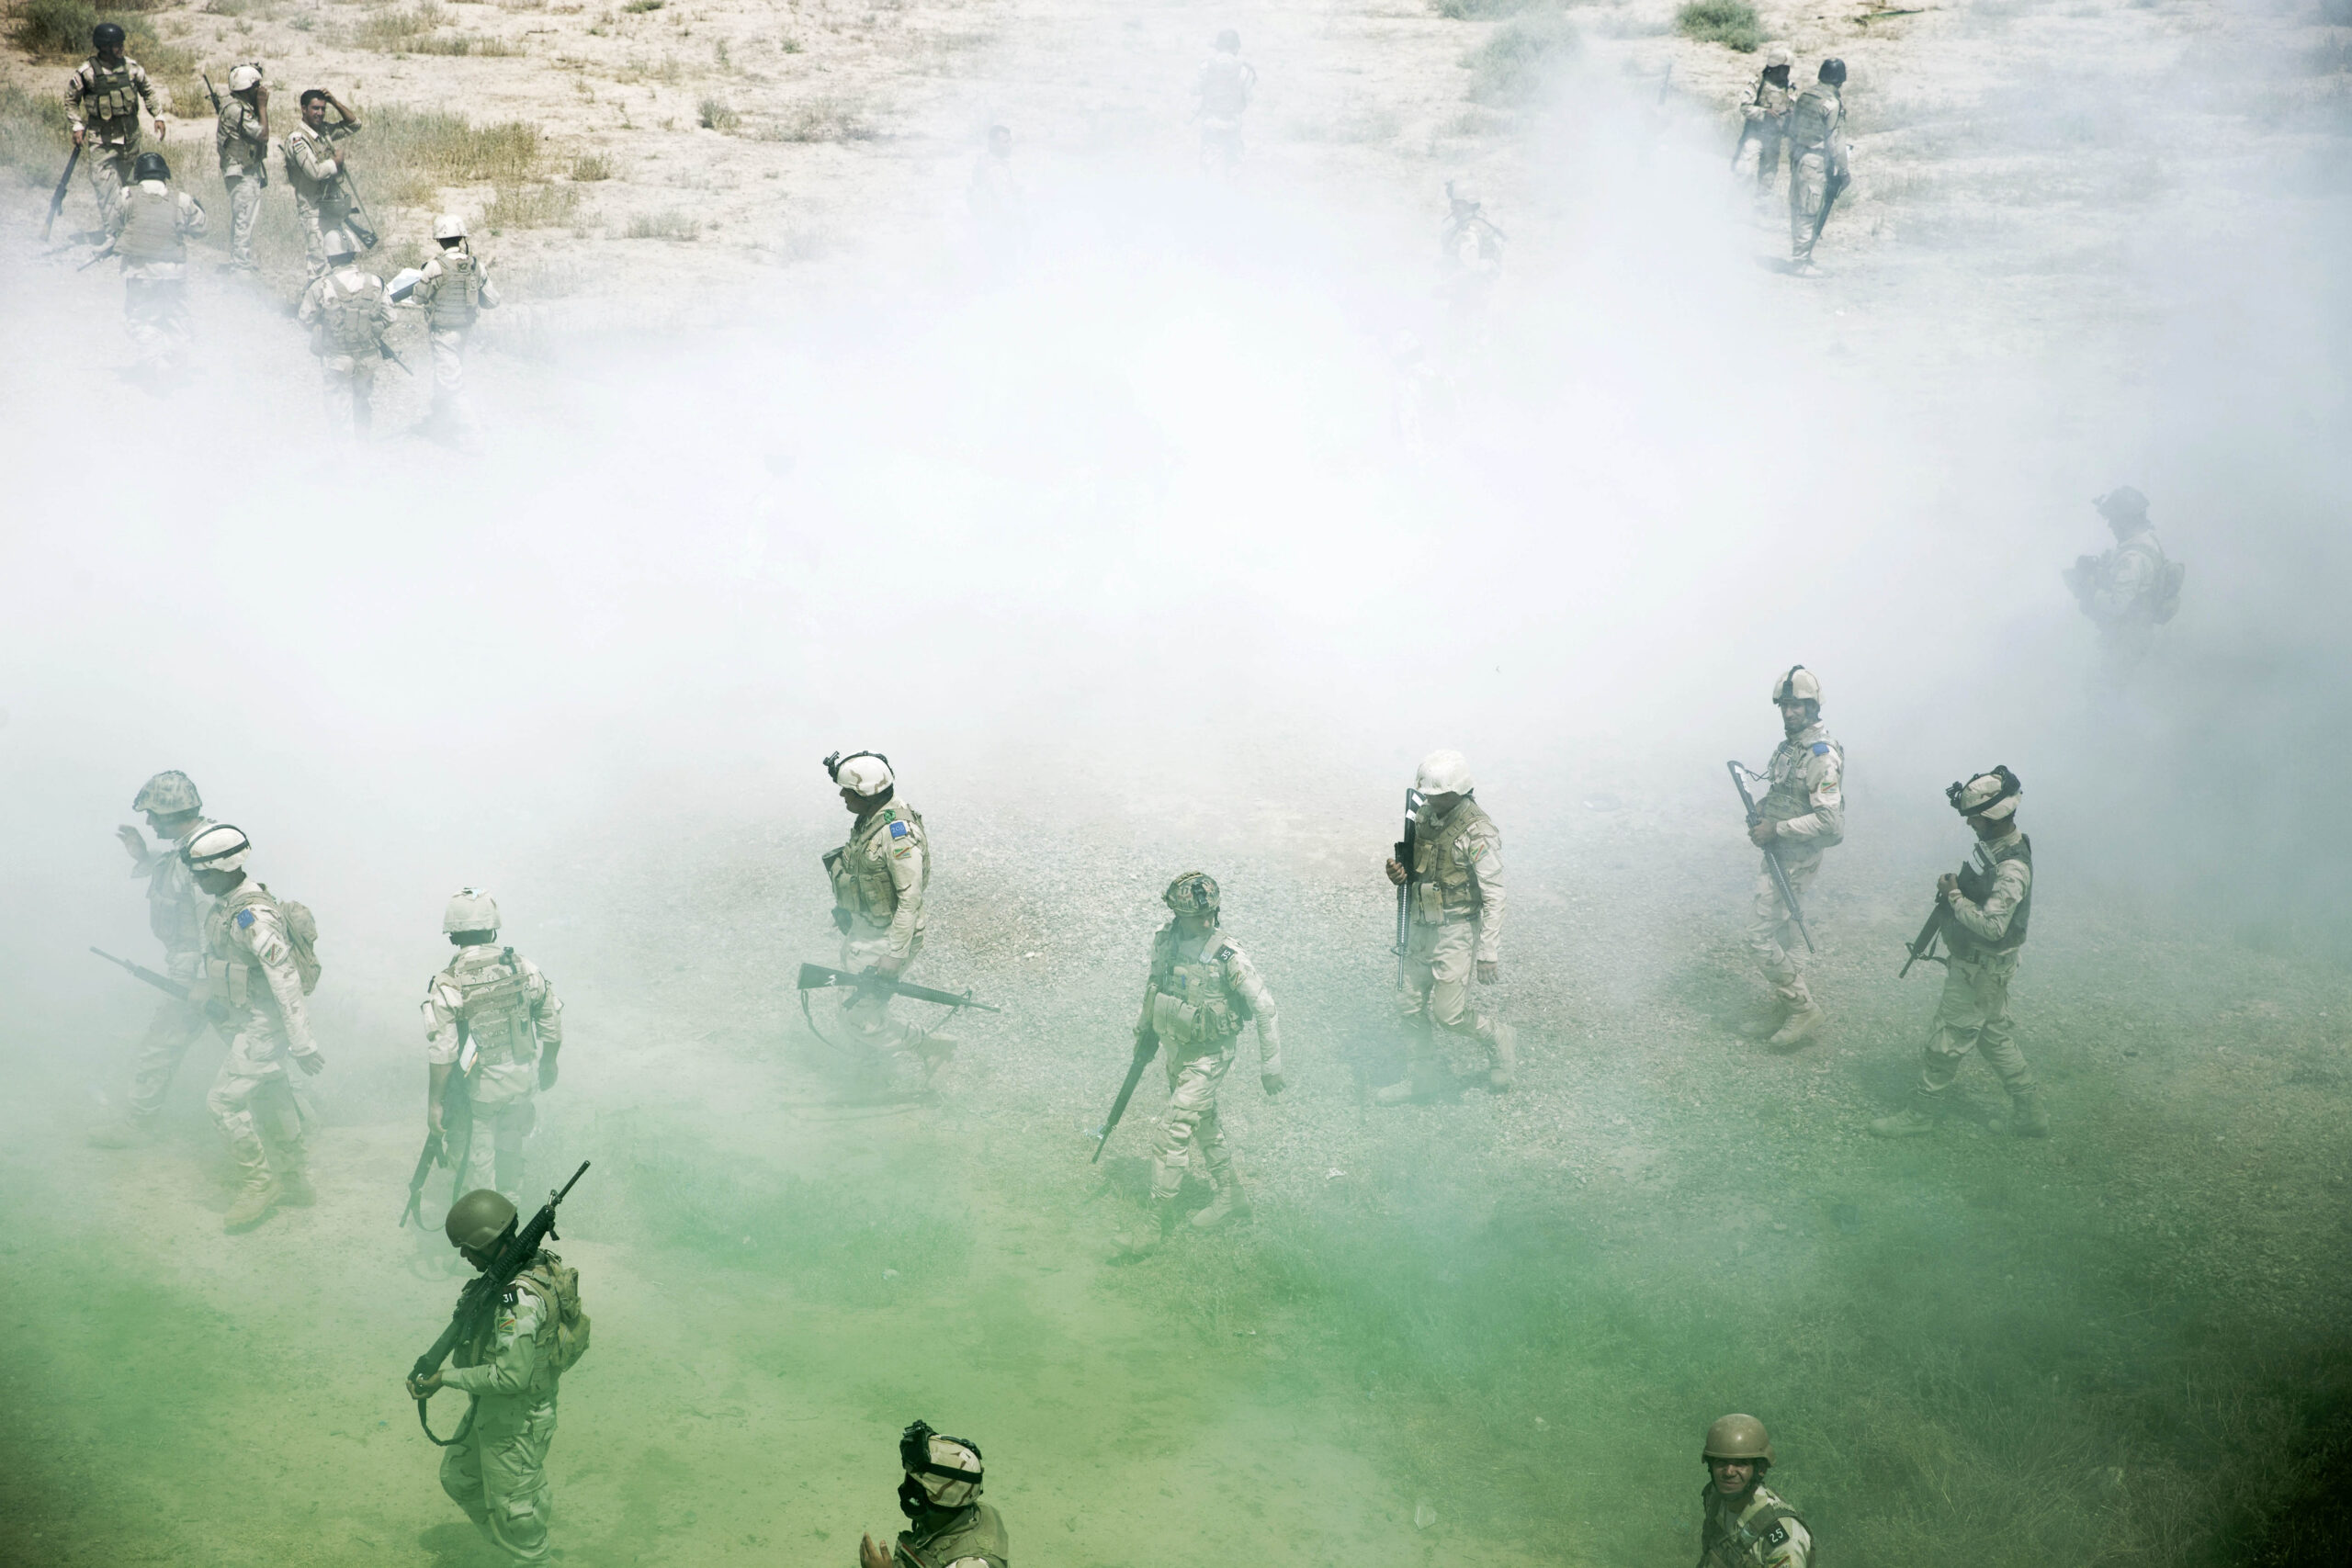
[
  {"left": 1698, "top": 1415, "right": 1813, "bottom": 1568},
  {"left": 1739, "top": 667, "right": 1844, "bottom": 1049},
  {"left": 297, "top": 226, "right": 394, "bottom": 438},
  {"left": 412, "top": 1189, "right": 587, "bottom": 1564},
  {"left": 1380, "top": 750, "right": 1513, "bottom": 1103},
  {"left": 104, "top": 150, "right": 207, "bottom": 377},
  {"left": 1114, "top": 872, "right": 1283, "bottom": 1257},
  {"left": 822, "top": 750, "right": 954, "bottom": 1085},
  {"left": 282, "top": 86, "right": 363, "bottom": 280},
  {"left": 66, "top": 22, "right": 167, "bottom": 231},
  {"left": 214, "top": 63, "right": 269, "bottom": 274},
  {"left": 424, "top": 888, "right": 564, "bottom": 1206},
  {"left": 859, "top": 1421, "right": 1009, "bottom": 1568},
  {"left": 185, "top": 824, "right": 326, "bottom": 1232},
  {"left": 1735, "top": 46, "right": 1797, "bottom": 193},
  {"left": 406, "top": 213, "right": 501, "bottom": 449},
  {"left": 91, "top": 772, "right": 216, "bottom": 1149}
]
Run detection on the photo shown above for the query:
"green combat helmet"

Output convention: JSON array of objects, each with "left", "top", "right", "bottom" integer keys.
[
  {"left": 1703, "top": 1413, "right": 1774, "bottom": 1468},
  {"left": 446, "top": 1189, "right": 518, "bottom": 1253},
  {"left": 1163, "top": 872, "right": 1220, "bottom": 917},
  {"left": 133, "top": 770, "right": 202, "bottom": 815}
]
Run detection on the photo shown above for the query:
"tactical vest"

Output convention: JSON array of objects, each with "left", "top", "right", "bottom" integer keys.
[
  {"left": 1762, "top": 728, "right": 1842, "bottom": 841},
  {"left": 1787, "top": 84, "right": 1840, "bottom": 150},
  {"left": 115, "top": 184, "right": 183, "bottom": 264},
  {"left": 81, "top": 58, "right": 141, "bottom": 130},
  {"left": 204, "top": 883, "right": 285, "bottom": 1008},
  {"left": 427, "top": 249, "right": 483, "bottom": 329},
  {"left": 459, "top": 1251, "right": 589, "bottom": 1397},
  {"left": 450, "top": 947, "right": 540, "bottom": 1068},
  {"left": 831, "top": 804, "right": 929, "bottom": 921},
  {"left": 1148, "top": 925, "right": 1250, "bottom": 1050},
  {"left": 1952, "top": 832, "right": 2031, "bottom": 954},
  {"left": 1700, "top": 1486, "right": 1805, "bottom": 1568},
  {"left": 216, "top": 101, "right": 266, "bottom": 172},
  {"left": 896, "top": 1502, "right": 1009, "bottom": 1568},
  {"left": 1199, "top": 57, "right": 1250, "bottom": 118},
  {"left": 322, "top": 272, "right": 384, "bottom": 353},
  {"left": 1411, "top": 797, "right": 1494, "bottom": 924}
]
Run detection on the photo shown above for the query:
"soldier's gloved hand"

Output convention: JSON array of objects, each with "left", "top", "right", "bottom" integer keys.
[
  {"left": 1476, "top": 961, "right": 1499, "bottom": 986},
  {"left": 1748, "top": 819, "right": 1778, "bottom": 847},
  {"left": 1385, "top": 858, "right": 1408, "bottom": 886},
  {"left": 1261, "top": 1071, "right": 1285, "bottom": 1097},
  {"left": 293, "top": 1048, "right": 327, "bottom": 1076},
  {"left": 117, "top": 823, "right": 148, "bottom": 862},
  {"left": 1937, "top": 873, "right": 1960, "bottom": 898},
  {"left": 538, "top": 1051, "right": 560, "bottom": 1090}
]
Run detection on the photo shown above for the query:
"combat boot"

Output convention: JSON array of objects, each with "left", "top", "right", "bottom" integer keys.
[
  {"left": 223, "top": 1179, "right": 282, "bottom": 1233},
  {"left": 277, "top": 1168, "right": 318, "bottom": 1207},
  {"left": 1191, "top": 1169, "right": 1252, "bottom": 1230},
  {"left": 87, "top": 1116, "right": 157, "bottom": 1149},
  {"left": 1114, "top": 1193, "right": 1180, "bottom": 1258},
  {"left": 1738, "top": 1002, "right": 1791, "bottom": 1041},
  {"left": 1374, "top": 1074, "right": 1424, "bottom": 1105},
  {"left": 2009, "top": 1087, "right": 2051, "bottom": 1138},
  {"left": 1766, "top": 1002, "right": 1826, "bottom": 1051},
  {"left": 1868, "top": 1094, "right": 1942, "bottom": 1138},
  {"left": 1482, "top": 1021, "right": 1518, "bottom": 1092}
]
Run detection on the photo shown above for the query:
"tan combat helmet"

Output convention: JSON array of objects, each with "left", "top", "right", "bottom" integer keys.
[
  {"left": 1415, "top": 749, "right": 1474, "bottom": 795},
  {"left": 183, "top": 822, "right": 251, "bottom": 874},
  {"left": 433, "top": 212, "right": 469, "bottom": 243},
  {"left": 446, "top": 1189, "right": 518, "bottom": 1252},
  {"left": 133, "top": 770, "right": 202, "bottom": 815},
  {"left": 1164, "top": 871, "right": 1221, "bottom": 917},
  {"left": 1764, "top": 44, "right": 1794, "bottom": 69},
  {"left": 1703, "top": 1413, "right": 1774, "bottom": 1467},
  {"left": 227, "top": 63, "right": 262, "bottom": 92},
  {"left": 443, "top": 886, "right": 502, "bottom": 935},
  {"left": 824, "top": 749, "right": 895, "bottom": 796},
  {"left": 1948, "top": 766, "right": 2022, "bottom": 821},
  {"left": 1771, "top": 666, "right": 1822, "bottom": 707},
  {"left": 899, "top": 1421, "right": 984, "bottom": 1511},
  {"left": 322, "top": 225, "right": 358, "bottom": 263}
]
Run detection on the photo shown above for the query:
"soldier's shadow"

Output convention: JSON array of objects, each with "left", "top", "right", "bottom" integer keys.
[{"left": 415, "top": 1521, "right": 502, "bottom": 1566}]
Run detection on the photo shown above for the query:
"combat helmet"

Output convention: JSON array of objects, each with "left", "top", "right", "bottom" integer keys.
[
  {"left": 2095, "top": 485, "right": 2149, "bottom": 522},
  {"left": 444, "top": 886, "right": 501, "bottom": 936},
  {"left": 131, "top": 151, "right": 170, "bottom": 184},
  {"left": 1702, "top": 1413, "right": 1774, "bottom": 1468},
  {"left": 228, "top": 63, "right": 262, "bottom": 92},
  {"left": 184, "top": 822, "right": 251, "bottom": 874},
  {"left": 1771, "top": 665, "right": 1822, "bottom": 707},
  {"left": 446, "top": 1189, "right": 518, "bottom": 1252},
  {"left": 1817, "top": 57, "right": 1847, "bottom": 85},
  {"left": 823, "top": 750, "right": 895, "bottom": 796},
  {"left": 133, "top": 770, "right": 202, "bottom": 815},
  {"left": 321, "top": 226, "right": 357, "bottom": 261},
  {"left": 93, "top": 20, "right": 126, "bottom": 50},
  {"left": 1764, "top": 44, "right": 1794, "bottom": 69},
  {"left": 1164, "top": 871, "right": 1221, "bottom": 918},
  {"left": 1948, "top": 766, "right": 2022, "bottom": 821},
  {"left": 434, "top": 212, "right": 469, "bottom": 243},
  {"left": 898, "top": 1421, "right": 985, "bottom": 1515},
  {"left": 1415, "top": 749, "right": 1474, "bottom": 795}
]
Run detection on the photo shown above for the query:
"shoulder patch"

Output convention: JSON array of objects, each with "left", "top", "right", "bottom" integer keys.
[
  {"left": 1811, "top": 742, "right": 1830, "bottom": 755},
  {"left": 235, "top": 908, "right": 255, "bottom": 929},
  {"left": 889, "top": 820, "right": 909, "bottom": 839},
  {"left": 1765, "top": 1523, "right": 1789, "bottom": 1547}
]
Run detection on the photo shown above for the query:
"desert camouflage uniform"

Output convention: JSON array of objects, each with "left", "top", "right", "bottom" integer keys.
[
  {"left": 2077, "top": 524, "right": 2167, "bottom": 684},
  {"left": 896, "top": 1502, "right": 1010, "bottom": 1568},
  {"left": 1745, "top": 722, "right": 1843, "bottom": 1010},
  {"left": 1740, "top": 70, "right": 1795, "bottom": 189},
  {"left": 1919, "top": 827, "right": 2035, "bottom": 1100},
  {"left": 1397, "top": 795, "right": 1510, "bottom": 1081},
  {"left": 298, "top": 262, "right": 394, "bottom": 436},
  {"left": 424, "top": 943, "right": 563, "bottom": 1203},
  {"left": 65, "top": 54, "right": 161, "bottom": 227},
  {"left": 120, "top": 812, "right": 215, "bottom": 1121},
  {"left": 198, "top": 882, "right": 321, "bottom": 1200},
  {"left": 411, "top": 243, "right": 501, "bottom": 441},
  {"left": 214, "top": 95, "right": 269, "bottom": 269},
  {"left": 439, "top": 1254, "right": 574, "bottom": 1562},
  {"left": 1134, "top": 922, "right": 1281, "bottom": 1212},
  {"left": 826, "top": 796, "right": 944, "bottom": 1069},
  {"left": 1194, "top": 51, "right": 1256, "bottom": 174},
  {"left": 1786, "top": 80, "right": 1847, "bottom": 263},
  {"left": 1701, "top": 1483, "right": 1813, "bottom": 1568},
  {"left": 281, "top": 120, "right": 356, "bottom": 280},
  {"left": 108, "top": 177, "right": 207, "bottom": 371}
]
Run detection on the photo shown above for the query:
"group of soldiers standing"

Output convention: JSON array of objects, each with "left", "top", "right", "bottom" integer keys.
[
  {"left": 1731, "top": 46, "right": 1851, "bottom": 270},
  {"left": 60, "top": 28, "right": 500, "bottom": 444}
]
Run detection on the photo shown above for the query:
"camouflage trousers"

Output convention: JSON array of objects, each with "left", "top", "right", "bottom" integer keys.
[
  {"left": 441, "top": 1392, "right": 558, "bottom": 1562},
  {"left": 224, "top": 174, "right": 263, "bottom": 268},
  {"left": 1744, "top": 848, "right": 1823, "bottom": 1007},
  {"left": 207, "top": 1008, "right": 310, "bottom": 1190},
  {"left": 1396, "top": 919, "right": 1506, "bottom": 1076},
  {"left": 127, "top": 987, "right": 213, "bottom": 1120},
  {"left": 82, "top": 138, "right": 137, "bottom": 229},
  {"left": 317, "top": 353, "right": 379, "bottom": 436},
  {"left": 123, "top": 277, "right": 191, "bottom": 370},
  {"left": 1789, "top": 142, "right": 1848, "bottom": 260},
  {"left": 297, "top": 193, "right": 357, "bottom": 281},
  {"left": 429, "top": 325, "right": 479, "bottom": 436},
  {"left": 451, "top": 1091, "right": 537, "bottom": 1205},
  {"left": 1149, "top": 1045, "right": 1237, "bottom": 1201},
  {"left": 1917, "top": 950, "right": 2034, "bottom": 1097}
]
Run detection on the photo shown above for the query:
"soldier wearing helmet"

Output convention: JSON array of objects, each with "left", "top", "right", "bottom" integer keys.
[
  {"left": 183, "top": 823, "right": 328, "bottom": 1229},
  {"left": 821, "top": 750, "right": 953, "bottom": 1084},
  {"left": 297, "top": 225, "right": 394, "bottom": 438},
  {"left": 405, "top": 212, "right": 502, "bottom": 450},
  {"left": 1737, "top": 667, "right": 1844, "bottom": 1049},
  {"left": 214, "top": 63, "right": 270, "bottom": 273},
  {"left": 90, "top": 773, "right": 217, "bottom": 1148},
  {"left": 104, "top": 148, "right": 208, "bottom": 377},
  {"left": 410, "top": 1189, "right": 587, "bottom": 1563},
  {"left": 2064, "top": 486, "right": 2177, "bottom": 690},
  {"left": 1734, "top": 46, "right": 1798, "bottom": 193},
  {"left": 1872, "top": 767, "right": 2047, "bottom": 1138},
  {"left": 1698, "top": 1415, "right": 1813, "bottom": 1568},
  {"left": 1785, "top": 58, "right": 1848, "bottom": 270},
  {"left": 858, "top": 1421, "right": 1008, "bottom": 1568},
  {"left": 1193, "top": 28, "right": 1256, "bottom": 179},
  {"left": 1379, "top": 750, "right": 1514, "bottom": 1103},
  {"left": 65, "top": 21, "right": 167, "bottom": 231},
  {"left": 423, "top": 889, "right": 566, "bottom": 1205},
  {"left": 1114, "top": 871, "right": 1284, "bottom": 1255}
]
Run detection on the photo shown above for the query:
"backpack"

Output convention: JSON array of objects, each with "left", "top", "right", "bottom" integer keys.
[
  {"left": 526, "top": 1252, "right": 592, "bottom": 1373},
  {"left": 2152, "top": 558, "right": 2186, "bottom": 624},
  {"left": 322, "top": 275, "right": 383, "bottom": 353},
  {"left": 278, "top": 898, "right": 322, "bottom": 994}
]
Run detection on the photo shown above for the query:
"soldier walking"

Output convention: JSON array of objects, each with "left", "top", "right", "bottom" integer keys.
[
  {"left": 410, "top": 1190, "right": 588, "bottom": 1563},
  {"left": 822, "top": 750, "right": 956, "bottom": 1082},
  {"left": 409, "top": 213, "right": 502, "bottom": 449},
  {"left": 859, "top": 1422, "right": 1009, "bottom": 1568},
  {"left": 1734, "top": 46, "right": 1796, "bottom": 193},
  {"left": 64, "top": 22, "right": 167, "bottom": 232},
  {"left": 2064, "top": 485, "right": 2178, "bottom": 689},
  {"left": 424, "top": 889, "right": 564, "bottom": 1206},
  {"left": 185, "top": 824, "right": 327, "bottom": 1231},
  {"left": 1785, "top": 59, "right": 1848, "bottom": 270},
  {"left": 213, "top": 64, "right": 269, "bottom": 274},
  {"left": 298, "top": 226, "right": 395, "bottom": 437},
  {"left": 1871, "top": 767, "right": 2049, "bottom": 1138},
  {"left": 1380, "top": 750, "right": 1514, "bottom": 1102},
  {"left": 1698, "top": 1415, "right": 1814, "bottom": 1568},
  {"left": 1738, "top": 666, "right": 1843, "bottom": 1048},
  {"left": 91, "top": 772, "right": 215, "bottom": 1147},
  {"left": 105, "top": 150, "right": 207, "bottom": 377},
  {"left": 1193, "top": 29, "right": 1257, "bottom": 179},
  {"left": 1114, "top": 873, "right": 1283, "bottom": 1257},
  {"left": 281, "top": 87, "right": 362, "bottom": 280}
]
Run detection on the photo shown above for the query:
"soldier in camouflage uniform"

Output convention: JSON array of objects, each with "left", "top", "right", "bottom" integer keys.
[
  {"left": 424, "top": 888, "right": 565, "bottom": 1206},
  {"left": 411, "top": 1190, "right": 588, "bottom": 1564},
  {"left": 297, "top": 226, "right": 395, "bottom": 438},
  {"left": 1698, "top": 1415, "right": 1814, "bottom": 1568},
  {"left": 1871, "top": 767, "right": 2049, "bottom": 1138},
  {"left": 213, "top": 64, "right": 269, "bottom": 274},
  {"left": 91, "top": 772, "right": 215, "bottom": 1147},
  {"left": 1738, "top": 666, "right": 1844, "bottom": 1048},
  {"left": 1785, "top": 60, "right": 1848, "bottom": 270},
  {"left": 185, "top": 824, "right": 327, "bottom": 1231},
  {"left": 408, "top": 213, "right": 502, "bottom": 449},
  {"left": 105, "top": 151, "right": 207, "bottom": 376},
  {"left": 281, "top": 88, "right": 362, "bottom": 281},
  {"left": 1114, "top": 872, "right": 1283, "bottom": 1257},
  {"left": 2064, "top": 485, "right": 2177, "bottom": 689},
  {"left": 1193, "top": 29, "right": 1256, "bottom": 178},
  {"left": 858, "top": 1422, "right": 1009, "bottom": 1568},
  {"left": 1380, "top": 749, "right": 1513, "bottom": 1102},
  {"left": 822, "top": 750, "right": 956, "bottom": 1081},
  {"left": 64, "top": 23, "right": 167, "bottom": 231},
  {"left": 1733, "top": 46, "right": 1796, "bottom": 193}
]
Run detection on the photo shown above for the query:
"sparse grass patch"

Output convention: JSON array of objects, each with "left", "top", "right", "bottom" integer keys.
[
  {"left": 697, "top": 96, "right": 739, "bottom": 132},
  {"left": 570, "top": 151, "right": 612, "bottom": 180},
  {"left": 779, "top": 35, "right": 800, "bottom": 51},
  {"left": 10, "top": 0, "right": 193, "bottom": 71},
  {"left": 621, "top": 0, "right": 662, "bottom": 11},
  {"left": 0, "top": 82, "right": 70, "bottom": 181},
  {"left": 1432, "top": 0, "right": 1554, "bottom": 17},
  {"left": 484, "top": 181, "right": 578, "bottom": 230},
  {"left": 623, "top": 208, "right": 698, "bottom": 239},
  {"left": 760, "top": 95, "right": 871, "bottom": 142},
  {"left": 1462, "top": 14, "right": 1577, "bottom": 105},
  {"left": 1675, "top": 0, "right": 1762, "bottom": 51},
  {"left": 364, "top": 106, "right": 543, "bottom": 204}
]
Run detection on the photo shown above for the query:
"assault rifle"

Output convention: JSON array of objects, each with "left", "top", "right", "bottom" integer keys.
[
  {"left": 202, "top": 70, "right": 269, "bottom": 187},
  {"left": 400, "top": 1068, "right": 475, "bottom": 1228},
  {"left": 1391, "top": 787, "right": 1424, "bottom": 984},
  {"left": 1091, "top": 1031, "right": 1159, "bottom": 1163},
  {"left": 90, "top": 946, "right": 229, "bottom": 1022},
  {"left": 795, "top": 963, "right": 1000, "bottom": 1014},
  {"left": 322, "top": 100, "right": 379, "bottom": 250},
  {"left": 1807, "top": 158, "right": 1849, "bottom": 253},
  {"left": 1899, "top": 845, "right": 1990, "bottom": 977},
  {"left": 409, "top": 1160, "right": 588, "bottom": 1445},
  {"left": 44, "top": 142, "right": 82, "bottom": 241},
  {"left": 1726, "top": 762, "right": 1815, "bottom": 953}
]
